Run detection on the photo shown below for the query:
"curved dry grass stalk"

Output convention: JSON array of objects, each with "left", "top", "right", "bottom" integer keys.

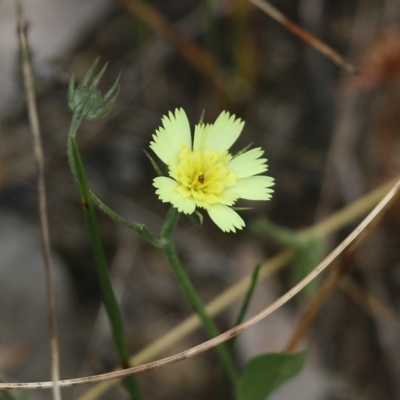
[
  {"left": 1, "top": 176, "right": 399, "bottom": 391},
  {"left": 15, "top": 1, "right": 61, "bottom": 399}
]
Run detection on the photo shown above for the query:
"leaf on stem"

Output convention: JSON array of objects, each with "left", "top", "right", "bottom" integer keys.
[{"left": 236, "top": 350, "right": 307, "bottom": 400}]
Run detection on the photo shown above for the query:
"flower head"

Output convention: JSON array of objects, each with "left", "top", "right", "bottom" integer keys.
[{"left": 150, "top": 109, "right": 274, "bottom": 232}]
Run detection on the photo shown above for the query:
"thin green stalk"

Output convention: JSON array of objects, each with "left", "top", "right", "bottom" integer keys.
[
  {"left": 67, "top": 122, "right": 160, "bottom": 248},
  {"left": 160, "top": 208, "right": 239, "bottom": 384},
  {"left": 70, "top": 137, "right": 141, "bottom": 400},
  {"left": 217, "top": 263, "right": 261, "bottom": 400},
  {"left": 231, "top": 263, "right": 261, "bottom": 347}
]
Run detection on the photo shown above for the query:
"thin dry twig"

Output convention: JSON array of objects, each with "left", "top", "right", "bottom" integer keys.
[
  {"left": 15, "top": 2, "right": 61, "bottom": 399},
  {"left": 248, "top": 0, "right": 358, "bottom": 74},
  {"left": 2, "top": 175, "right": 399, "bottom": 391}
]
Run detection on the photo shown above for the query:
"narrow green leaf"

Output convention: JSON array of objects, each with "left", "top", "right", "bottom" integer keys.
[
  {"left": 236, "top": 351, "right": 307, "bottom": 400},
  {"left": 214, "top": 264, "right": 261, "bottom": 399},
  {"left": 233, "top": 264, "right": 261, "bottom": 329},
  {"left": 144, "top": 150, "right": 164, "bottom": 177}
]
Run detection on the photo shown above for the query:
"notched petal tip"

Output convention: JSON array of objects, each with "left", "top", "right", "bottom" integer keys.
[{"left": 208, "top": 205, "right": 245, "bottom": 233}]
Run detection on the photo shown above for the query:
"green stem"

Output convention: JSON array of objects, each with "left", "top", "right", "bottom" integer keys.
[
  {"left": 91, "top": 195, "right": 160, "bottom": 247},
  {"left": 160, "top": 208, "right": 239, "bottom": 384},
  {"left": 215, "top": 265, "right": 261, "bottom": 400},
  {"left": 231, "top": 263, "right": 261, "bottom": 349},
  {"left": 67, "top": 118, "right": 160, "bottom": 247},
  {"left": 70, "top": 137, "right": 141, "bottom": 400}
]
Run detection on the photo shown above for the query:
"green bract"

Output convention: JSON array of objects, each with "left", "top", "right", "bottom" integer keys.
[{"left": 68, "top": 58, "right": 120, "bottom": 121}]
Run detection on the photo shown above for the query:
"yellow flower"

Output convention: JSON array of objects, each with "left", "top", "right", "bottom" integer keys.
[{"left": 150, "top": 109, "right": 274, "bottom": 232}]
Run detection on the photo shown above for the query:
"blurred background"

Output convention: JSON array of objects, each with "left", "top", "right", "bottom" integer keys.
[{"left": 0, "top": 0, "right": 400, "bottom": 399}]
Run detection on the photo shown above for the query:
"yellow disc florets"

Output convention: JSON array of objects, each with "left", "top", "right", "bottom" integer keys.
[{"left": 169, "top": 146, "right": 238, "bottom": 209}]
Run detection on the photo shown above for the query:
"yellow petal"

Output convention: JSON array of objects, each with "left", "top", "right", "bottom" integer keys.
[
  {"left": 231, "top": 176, "right": 274, "bottom": 200},
  {"left": 150, "top": 108, "right": 191, "bottom": 164},
  {"left": 228, "top": 148, "right": 268, "bottom": 178},
  {"left": 207, "top": 204, "right": 245, "bottom": 232},
  {"left": 203, "top": 112, "right": 244, "bottom": 151}
]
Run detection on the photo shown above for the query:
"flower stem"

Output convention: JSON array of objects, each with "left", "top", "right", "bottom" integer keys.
[
  {"left": 67, "top": 119, "right": 160, "bottom": 248},
  {"left": 160, "top": 208, "right": 239, "bottom": 384},
  {"left": 70, "top": 137, "right": 141, "bottom": 400}
]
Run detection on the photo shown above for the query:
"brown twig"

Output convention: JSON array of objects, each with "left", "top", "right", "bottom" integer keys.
[
  {"left": 2, "top": 175, "right": 399, "bottom": 391},
  {"left": 248, "top": 0, "right": 358, "bottom": 74},
  {"left": 15, "top": 2, "right": 61, "bottom": 399}
]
